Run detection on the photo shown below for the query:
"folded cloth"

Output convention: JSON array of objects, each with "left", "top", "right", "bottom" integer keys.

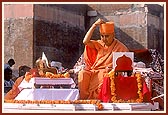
[
  {"left": 98, "top": 76, "right": 111, "bottom": 102},
  {"left": 135, "top": 61, "right": 146, "bottom": 68}
]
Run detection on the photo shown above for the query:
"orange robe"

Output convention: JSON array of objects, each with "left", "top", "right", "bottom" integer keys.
[
  {"left": 4, "top": 76, "right": 24, "bottom": 100},
  {"left": 78, "top": 38, "right": 129, "bottom": 99},
  {"left": 4, "top": 67, "right": 57, "bottom": 100}
]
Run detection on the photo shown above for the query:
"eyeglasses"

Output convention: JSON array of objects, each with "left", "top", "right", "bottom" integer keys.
[{"left": 101, "top": 35, "right": 110, "bottom": 38}]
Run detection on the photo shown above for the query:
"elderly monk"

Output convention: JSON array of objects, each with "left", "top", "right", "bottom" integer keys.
[{"left": 78, "top": 18, "right": 129, "bottom": 99}]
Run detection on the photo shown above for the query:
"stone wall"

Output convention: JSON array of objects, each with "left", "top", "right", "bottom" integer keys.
[
  {"left": 4, "top": 4, "right": 164, "bottom": 72},
  {"left": 87, "top": 4, "right": 164, "bottom": 57},
  {"left": 146, "top": 4, "right": 164, "bottom": 57},
  {"left": 33, "top": 4, "right": 86, "bottom": 68},
  {"left": 4, "top": 4, "right": 34, "bottom": 73},
  {"left": 4, "top": 4, "right": 87, "bottom": 71}
]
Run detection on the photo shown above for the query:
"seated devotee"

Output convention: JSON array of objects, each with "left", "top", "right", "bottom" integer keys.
[
  {"left": 4, "top": 59, "right": 16, "bottom": 80},
  {"left": 11, "top": 65, "right": 31, "bottom": 82},
  {"left": 4, "top": 58, "right": 15, "bottom": 71},
  {"left": 4, "top": 68, "right": 15, "bottom": 93},
  {"left": 4, "top": 58, "right": 57, "bottom": 100},
  {"left": 78, "top": 18, "right": 129, "bottom": 100},
  {"left": 4, "top": 71, "right": 33, "bottom": 100},
  {"left": 18, "top": 65, "right": 31, "bottom": 77}
]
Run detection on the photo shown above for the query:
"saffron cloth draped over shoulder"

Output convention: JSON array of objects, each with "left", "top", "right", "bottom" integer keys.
[{"left": 78, "top": 38, "right": 129, "bottom": 100}]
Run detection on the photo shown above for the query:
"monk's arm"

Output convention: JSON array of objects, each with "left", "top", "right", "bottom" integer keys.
[
  {"left": 83, "top": 23, "right": 97, "bottom": 48},
  {"left": 83, "top": 18, "right": 104, "bottom": 48}
]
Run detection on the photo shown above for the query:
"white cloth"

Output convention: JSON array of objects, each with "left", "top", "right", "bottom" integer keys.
[
  {"left": 33, "top": 77, "right": 76, "bottom": 88},
  {"left": 16, "top": 77, "right": 78, "bottom": 100},
  {"left": 18, "top": 78, "right": 35, "bottom": 91},
  {"left": 51, "top": 61, "right": 62, "bottom": 68},
  {"left": 42, "top": 52, "right": 49, "bottom": 67},
  {"left": 134, "top": 61, "right": 146, "bottom": 68},
  {"left": 133, "top": 67, "right": 154, "bottom": 73},
  {"left": 18, "top": 77, "right": 76, "bottom": 90},
  {"left": 15, "top": 89, "right": 79, "bottom": 101}
]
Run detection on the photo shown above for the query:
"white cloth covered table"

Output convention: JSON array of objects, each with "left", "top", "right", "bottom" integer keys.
[
  {"left": 33, "top": 77, "right": 76, "bottom": 88},
  {"left": 18, "top": 77, "right": 76, "bottom": 90},
  {"left": 15, "top": 89, "right": 79, "bottom": 101}
]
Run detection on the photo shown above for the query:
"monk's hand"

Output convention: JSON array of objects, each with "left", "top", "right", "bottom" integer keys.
[
  {"left": 94, "top": 18, "right": 105, "bottom": 26},
  {"left": 25, "top": 72, "right": 33, "bottom": 82}
]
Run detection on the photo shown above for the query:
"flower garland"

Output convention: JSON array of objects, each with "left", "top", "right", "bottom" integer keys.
[
  {"left": 108, "top": 70, "right": 143, "bottom": 103},
  {"left": 4, "top": 99, "right": 103, "bottom": 110},
  {"left": 34, "top": 71, "right": 70, "bottom": 79},
  {"left": 42, "top": 72, "right": 70, "bottom": 79}
]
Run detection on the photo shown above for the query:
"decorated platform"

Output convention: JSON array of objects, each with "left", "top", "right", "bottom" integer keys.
[{"left": 3, "top": 102, "right": 159, "bottom": 112}]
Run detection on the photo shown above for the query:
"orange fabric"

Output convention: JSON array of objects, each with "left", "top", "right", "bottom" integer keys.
[
  {"left": 98, "top": 76, "right": 151, "bottom": 103},
  {"left": 100, "top": 22, "right": 114, "bottom": 34},
  {"left": 4, "top": 76, "right": 24, "bottom": 100},
  {"left": 78, "top": 69, "right": 106, "bottom": 99},
  {"left": 78, "top": 38, "right": 129, "bottom": 99},
  {"left": 85, "top": 45, "right": 98, "bottom": 68},
  {"left": 29, "top": 68, "right": 40, "bottom": 77}
]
